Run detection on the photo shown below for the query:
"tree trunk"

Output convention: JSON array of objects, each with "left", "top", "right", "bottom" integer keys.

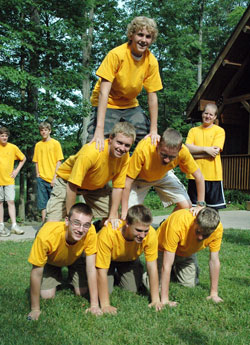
[
  {"left": 198, "top": 0, "right": 205, "bottom": 86},
  {"left": 81, "top": 7, "right": 94, "bottom": 145}
]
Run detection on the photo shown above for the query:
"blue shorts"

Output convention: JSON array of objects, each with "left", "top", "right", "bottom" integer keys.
[
  {"left": 188, "top": 180, "right": 226, "bottom": 210},
  {"left": 37, "top": 177, "right": 52, "bottom": 210}
]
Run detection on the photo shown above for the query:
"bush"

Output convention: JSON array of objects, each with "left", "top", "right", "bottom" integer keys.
[{"left": 224, "top": 190, "right": 250, "bottom": 205}]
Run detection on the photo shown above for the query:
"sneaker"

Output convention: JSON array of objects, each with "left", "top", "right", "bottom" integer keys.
[
  {"left": 11, "top": 224, "right": 24, "bottom": 235},
  {"left": 0, "top": 223, "right": 11, "bottom": 237}
]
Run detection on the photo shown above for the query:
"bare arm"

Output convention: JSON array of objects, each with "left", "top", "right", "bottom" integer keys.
[
  {"left": 104, "top": 188, "right": 123, "bottom": 229},
  {"left": 207, "top": 251, "right": 223, "bottom": 303},
  {"left": 35, "top": 162, "right": 40, "bottom": 178},
  {"left": 51, "top": 161, "right": 62, "bottom": 187},
  {"left": 190, "top": 168, "right": 205, "bottom": 216},
  {"left": 121, "top": 176, "right": 134, "bottom": 220},
  {"left": 85, "top": 254, "right": 102, "bottom": 315},
  {"left": 97, "top": 268, "right": 117, "bottom": 314},
  {"left": 146, "top": 260, "right": 162, "bottom": 311},
  {"left": 90, "top": 79, "right": 112, "bottom": 151},
  {"left": 28, "top": 265, "right": 44, "bottom": 320},
  {"left": 66, "top": 182, "right": 78, "bottom": 214},
  {"left": 11, "top": 156, "right": 26, "bottom": 179},
  {"left": 186, "top": 143, "right": 220, "bottom": 159},
  {"left": 160, "top": 251, "right": 177, "bottom": 307},
  {"left": 144, "top": 92, "right": 160, "bottom": 146}
]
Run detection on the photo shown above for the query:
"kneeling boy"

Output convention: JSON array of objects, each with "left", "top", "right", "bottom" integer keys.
[
  {"left": 157, "top": 207, "right": 223, "bottom": 307},
  {"left": 27, "top": 203, "right": 101, "bottom": 320},
  {"left": 96, "top": 204, "right": 162, "bottom": 314}
]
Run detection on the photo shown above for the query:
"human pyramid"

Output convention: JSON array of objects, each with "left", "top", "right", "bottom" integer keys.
[{"left": 0, "top": 16, "right": 226, "bottom": 321}]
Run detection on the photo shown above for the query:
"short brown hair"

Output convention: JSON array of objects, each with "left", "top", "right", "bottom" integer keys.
[
  {"left": 68, "top": 203, "right": 93, "bottom": 219},
  {"left": 0, "top": 127, "right": 10, "bottom": 136},
  {"left": 160, "top": 128, "right": 183, "bottom": 149},
  {"left": 127, "top": 16, "right": 158, "bottom": 43},
  {"left": 39, "top": 122, "right": 51, "bottom": 131},
  {"left": 109, "top": 121, "right": 136, "bottom": 142},
  {"left": 126, "top": 204, "right": 152, "bottom": 226},
  {"left": 196, "top": 207, "right": 220, "bottom": 236}
]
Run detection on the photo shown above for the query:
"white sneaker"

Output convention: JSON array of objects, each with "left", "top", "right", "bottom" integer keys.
[
  {"left": 0, "top": 223, "right": 11, "bottom": 237},
  {"left": 11, "top": 224, "right": 24, "bottom": 235}
]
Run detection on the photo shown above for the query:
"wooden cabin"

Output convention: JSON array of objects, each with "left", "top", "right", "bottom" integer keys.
[{"left": 185, "top": 5, "right": 250, "bottom": 191}]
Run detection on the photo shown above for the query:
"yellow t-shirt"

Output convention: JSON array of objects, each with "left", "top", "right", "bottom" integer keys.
[
  {"left": 28, "top": 221, "right": 97, "bottom": 267},
  {"left": 91, "top": 43, "right": 163, "bottom": 109},
  {"left": 157, "top": 209, "right": 223, "bottom": 256},
  {"left": 0, "top": 143, "right": 25, "bottom": 185},
  {"left": 96, "top": 221, "right": 158, "bottom": 269},
  {"left": 33, "top": 138, "right": 64, "bottom": 183},
  {"left": 186, "top": 125, "right": 225, "bottom": 181},
  {"left": 56, "top": 140, "right": 129, "bottom": 190},
  {"left": 127, "top": 138, "right": 199, "bottom": 182}
]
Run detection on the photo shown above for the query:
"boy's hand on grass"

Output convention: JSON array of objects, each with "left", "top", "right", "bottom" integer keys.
[
  {"left": 27, "top": 309, "right": 41, "bottom": 321},
  {"left": 101, "top": 305, "right": 117, "bottom": 314},
  {"left": 148, "top": 301, "right": 163, "bottom": 311},
  {"left": 162, "top": 300, "right": 178, "bottom": 307},
  {"left": 85, "top": 306, "right": 103, "bottom": 316},
  {"left": 206, "top": 295, "right": 223, "bottom": 303}
]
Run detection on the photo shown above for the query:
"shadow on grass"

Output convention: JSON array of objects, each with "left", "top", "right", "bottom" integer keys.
[
  {"left": 223, "top": 231, "right": 250, "bottom": 246},
  {"left": 173, "top": 326, "right": 209, "bottom": 345}
]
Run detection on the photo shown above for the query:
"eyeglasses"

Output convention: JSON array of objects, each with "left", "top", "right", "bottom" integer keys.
[{"left": 69, "top": 220, "right": 91, "bottom": 230}]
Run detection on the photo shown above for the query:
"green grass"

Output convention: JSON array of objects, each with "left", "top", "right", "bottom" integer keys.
[{"left": 0, "top": 229, "right": 249, "bottom": 345}]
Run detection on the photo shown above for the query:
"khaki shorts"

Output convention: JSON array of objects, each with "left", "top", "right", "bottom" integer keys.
[
  {"left": 128, "top": 170, "right": 190, "bottom": 208},
  {"left": 46, "top": 178, "right": 111, "bottom": 221},
  {"left": 157, "top": 251, "right": 199, "bottom": 288},
  {"left": 107, "top": 259, "right": 143, "bottom": 294},
  {"left": 41, "top": 256, "right": 87, "bottom": 290},
  {"left": 0, "top": 185, "right": 15, "bottom": 202}
]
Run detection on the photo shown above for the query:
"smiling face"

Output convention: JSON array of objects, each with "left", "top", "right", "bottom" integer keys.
[
  {"left": 123, "top": 221, "right": 150, "bottom": 244},
  {"left": 109, "top": 133, "right": 133, "bottom": 158},
  {"left": 0, "top": 133, "right": 8, "bottom": 146},
  {"left": 40, "top": 127, "right": 51, "bottom": 141},
  {"left": 65, "top": 211, "right": 92, "bottom": 244},
  {"left": 130, "top": 27, "right": 153, "bottom": 57},
  {"left": 202, "top": 105, "right": 217, "bottom": 128}
]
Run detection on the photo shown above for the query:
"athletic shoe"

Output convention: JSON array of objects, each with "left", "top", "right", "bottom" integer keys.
[
  {"left": 0, "top": 223, "right": 11, "bottom": 237},
  {"left": 11, "top": 224, "right": 24, "bottom": 235}
]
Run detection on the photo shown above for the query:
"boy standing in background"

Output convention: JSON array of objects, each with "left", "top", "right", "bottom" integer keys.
[
  {"left": 0, "top": 127, "right": 26, "bottom": 236},
  {"left": 33, "top": 122, "right": 64, "bottom": 222}
]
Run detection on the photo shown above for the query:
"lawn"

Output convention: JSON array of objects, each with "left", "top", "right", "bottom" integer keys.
[{"left": 0, "top": 229, "right": 249, "bottom": 345}]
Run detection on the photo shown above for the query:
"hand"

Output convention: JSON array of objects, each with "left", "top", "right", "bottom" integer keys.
[
  {"left": 144, "top": 132, "right": 161, "bottom": 146},
  {"left": 89, "top": 127, "right": 105, "bottom": 152},
  {"left": 104, "top": 218, "right": 122, "bottom": 229},
  {"left": 206, "top": 295, "right": 223, "bottom": 303},
  {"left": 148, "top": 301, "right": 163, "bottom": 311},
  {"left": 205, "top": 146, "right": 220, "bottom": 158},
  {"left": 101, "top": 305, "right": 117, "bottom": 314},
  {"left": 51, "top": 177, "right": 56, "bottom": 187},
  {"left": 162, "top": 300, "right": 178, "bottom": 307},
  {"left": 190, "top": 205, "right": 204, "bottom": 216},
  {"left": 85, "top": 306, "right": 103, "bottom": 316},
  {"left": 10, "top": 169, "right": 18, "bottom": 179},
  {"left": 27, "top": 309, "right": 41, "bottom": 321}
]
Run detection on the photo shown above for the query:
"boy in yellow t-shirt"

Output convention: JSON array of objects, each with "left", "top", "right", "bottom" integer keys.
[
  {"left": 27, "top": 203, "right": 102, "bottom": 321},
  {"left": 46, "top": 122, "right": 136, "bottom": 227},
  {"left": 157, "top": 207, "right": 223, "bottom": 307},
  {"left": 0, "top": 127, "right": 26, "bottom": 236},
  {"left": 88, "top": 16, "right": 163, "bottom": 151},
  {"left": 121, "top": 128, "right": 205, "bottom": 220},
  {"left": 186, "top": 103, "right": 226, "bottom": 210},
  {"left": 33, "top": 122, "right": 64, "bottom": 222},
  {"left": 96, "top": 204, "right": 162, "bottom": 314}
]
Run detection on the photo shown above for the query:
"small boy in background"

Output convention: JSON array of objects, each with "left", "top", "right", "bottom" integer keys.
[
  {"left": 0, "top": 127, "right": 26, "bottom": 236},
  {"left": 33, "top": 122, "right": 64, "bottom": 222}
]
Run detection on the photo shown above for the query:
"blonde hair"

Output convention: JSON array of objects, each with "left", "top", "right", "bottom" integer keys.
[
  {"left": 160, "top": 128, "right": 183, "bottom": 149},
  {"left": 39, "top": 122, "right": 51, "bottom": 131},
  {"left": 127, "top": 16, "right": 158, "bottom": 43},
  {"left": 196, "top": 207, "right": 220, "bottom": 235},
  {"left": 204, "top": 103, "right": 218, "bottom": 117},
  {"left": 126, "top": 204, "right": 152, "bottom": 225},
  {"left": 109, "top": 122, "right": 136, "bottom": 142}
]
